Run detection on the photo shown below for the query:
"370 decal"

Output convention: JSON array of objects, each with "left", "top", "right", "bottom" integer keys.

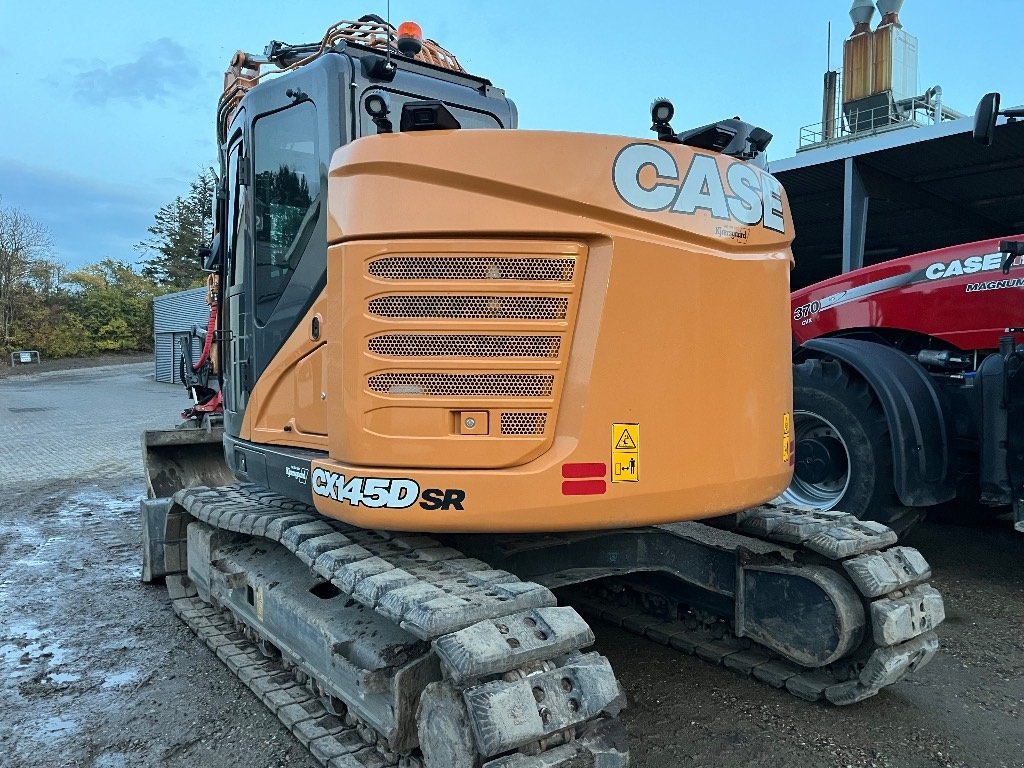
[
  {"left": 793, "top": 291, "right": 847, "bottom": 321},
  {"left": 311, "top": 468, "right": 466, "bottom": 511}
]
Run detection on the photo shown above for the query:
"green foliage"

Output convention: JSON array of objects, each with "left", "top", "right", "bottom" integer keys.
[
  {"left": 138, "top": 167, "right": 217, "bottom": 290},
  {"left": 3, "top": 258, "right": 159, "bottom": 360},
  {"left": 2, "top": 169, "right": 215, "bottom": 362},
  {"left": 39, "top": 313, "right": 94, "bottom": 358},
  {"left": 65, "top": 259, "right": 159, "bottom": 352}
]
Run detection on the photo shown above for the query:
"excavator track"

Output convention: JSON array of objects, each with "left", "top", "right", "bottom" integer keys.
[
  {"left": 164, "top": 485, "right": 629, "bottom": 768},
  {"left": 170, "top": 595, "right": 394, "bottom": 767},
  {"left": 160, "top": 487, "right": 944, "bottom": 766},
  {"left": 565, "top": 506, "right": 943, "bottom": 705},
  {"left": 453, "top": 505, "right": 944, "bottom": 706}
]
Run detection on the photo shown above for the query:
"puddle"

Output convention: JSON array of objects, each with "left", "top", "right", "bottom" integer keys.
[
  {"left": 94, "top": 753, "right": 132, "bottom": 768},
  {"left": 71, "top": 488, "right": 138, "bottom": 512},
  {"left": 58, "top": 488, "right": 138, "bottom": 523},
  {"left": 0, "top": 640, "right": 69, "bottom": 668},
  {"left": 47, "top": 671, "right": 82, "bottom": 684},
  {"left": 101, "top": 669, "right": 139, "bottom": 689},
  {"left": 6, "top": 620, "right": 43, "bottom": 640},
  {"left": 0, "top": 620, "right": 69, "bottom": 668}
]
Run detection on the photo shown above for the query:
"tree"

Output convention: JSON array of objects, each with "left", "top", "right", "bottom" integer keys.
[
  {"left": 65, "top": 259, "right": 158, "bottom": 352},
  {"left": 138, "top": 168, "right": 217, "bottom": 290},
  {"left": 0, "top": 201, "right": 54, "bottom": 346}
]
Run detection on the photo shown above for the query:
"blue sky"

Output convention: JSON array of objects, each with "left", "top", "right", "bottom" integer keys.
[{"left": 2, "top": 1, "right": 1022, "bottom": 269}]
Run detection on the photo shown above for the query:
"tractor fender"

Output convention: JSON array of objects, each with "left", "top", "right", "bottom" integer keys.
[{"left": 798, "top": 338, "right": 956, "bottom": 507}]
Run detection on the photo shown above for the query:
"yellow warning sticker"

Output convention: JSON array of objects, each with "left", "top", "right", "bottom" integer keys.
[
  {"left": 612, "top": 423, "right": 639, "bottom": 483},
  {"left": 782, "top": 412, "right": 794, "bottom": 465}
]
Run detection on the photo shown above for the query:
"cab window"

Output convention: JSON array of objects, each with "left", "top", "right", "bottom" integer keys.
[{"left": 252, "top": 101, "right": 320, "bottom": 325}]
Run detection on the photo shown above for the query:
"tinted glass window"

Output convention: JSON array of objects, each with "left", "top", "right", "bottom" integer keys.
[
  {"left": 253, "top": 101, "right": 320, "bottom": 324},
  {"left": 226, "top": 142, "right": 244, "bottom": 288}
]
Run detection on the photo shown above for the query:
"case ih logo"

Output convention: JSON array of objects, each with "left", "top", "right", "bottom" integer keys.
[
  {"left": 925, "top": 253, "right": 1015, "bottom": 280},
  {"left": 612, "top": 143, "right": 786, "bottom": 234}
]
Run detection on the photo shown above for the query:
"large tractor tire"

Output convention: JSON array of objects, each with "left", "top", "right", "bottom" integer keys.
[{"left": 780, "top": 358, "right": 922, "bottom": 536}]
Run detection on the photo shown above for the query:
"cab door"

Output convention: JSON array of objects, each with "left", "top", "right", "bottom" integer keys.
[{"left": 221, "top": 113, "right": 252, "bottom": 439}]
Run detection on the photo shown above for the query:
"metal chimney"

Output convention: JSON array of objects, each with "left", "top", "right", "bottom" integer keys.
[
  {"left": 873, "top": 0, "right": 917, "bottom": 101},
  {"left": 875, "top": 0, "right": 905, "bottom": 26},
  {"left": 844, "top": 0, "right": 876, "bottom": 103},
  {"left": 849, "top": 0, "right": 876, "bottom": 32}
]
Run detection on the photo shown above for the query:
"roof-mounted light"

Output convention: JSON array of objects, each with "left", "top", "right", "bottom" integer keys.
[
  {"left": 365, "top": 92, "right": 390, "bottom": 118},
  {"left": 396, "top": 21, "right": 423, "bottom": 56},
  {"left": 365, "top": 92, "right": 393, "bottom": 134},
  {"left": 650, "top": 98, "right": 678, "bottom": 142}
]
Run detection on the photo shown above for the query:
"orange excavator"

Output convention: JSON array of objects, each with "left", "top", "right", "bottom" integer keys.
[{"left": 142, "top": 17, "right": 944, "bottom": 768}]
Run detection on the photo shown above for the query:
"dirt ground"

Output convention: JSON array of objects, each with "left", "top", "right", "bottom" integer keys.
[{"left": 1, "top": 362, "right": 1022, "bottom": 767}]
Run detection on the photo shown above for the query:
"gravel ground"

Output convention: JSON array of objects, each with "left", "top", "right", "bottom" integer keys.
[{"left": 0, "top": 363, "right": 1021, "bottom": 767}]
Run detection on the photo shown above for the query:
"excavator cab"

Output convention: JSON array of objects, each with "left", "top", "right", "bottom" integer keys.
[{"left": 211, "top": 41, "right": 516, "bottom": 447}]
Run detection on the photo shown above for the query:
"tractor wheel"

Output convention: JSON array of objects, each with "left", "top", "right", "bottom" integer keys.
[{"left": 779, "top": 358, "right": 922, "bottom": 536}]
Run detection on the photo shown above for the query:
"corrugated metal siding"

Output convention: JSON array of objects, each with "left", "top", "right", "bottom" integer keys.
[
  {"left": 153, "top": 288, "right": 212, "bottom": 384},
  {"left": 154, "top": 288, "right": 209, "bottom": 333},
  {"left": 155, "top": 334, "right": 173, "bottom": 383},
  {"left": 156, "top": 332, "right": 206, "bottom": 384}
]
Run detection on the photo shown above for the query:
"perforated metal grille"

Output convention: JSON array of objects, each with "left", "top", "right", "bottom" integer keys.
[
  {"left": 500, "top": 412, "right": 549, "bottom": 435},
  {"left": 368, "top": 257, "right": 575, "bottom": 282},
  {"left": 368, "top": 295, "right": 568, "bottom": 320},
  {"left": 368, "top": 334, "right": 562, "bottom": 359},
  {"left": 367, "top": 373, "right": 555, "bottom": 398}
]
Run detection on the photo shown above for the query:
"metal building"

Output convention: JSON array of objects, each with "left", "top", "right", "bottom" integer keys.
[
  {"left": 153, "top": 287, "right": 211, "bottom": 384},
  {"left": 773, "top": 116, "right": 1024, "bottom": 290},
  {"left": 771, "top": 0, "right": 1024, "bottom": 289}
]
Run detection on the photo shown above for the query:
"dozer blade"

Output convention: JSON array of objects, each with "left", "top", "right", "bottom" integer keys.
[{"left": 142, "top": 425, "right": 234, "bottom": 499}]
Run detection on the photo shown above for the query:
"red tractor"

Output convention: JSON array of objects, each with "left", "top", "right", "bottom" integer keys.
[{"left": 784, "top": 235, "right": 1024, "bottom": 534}]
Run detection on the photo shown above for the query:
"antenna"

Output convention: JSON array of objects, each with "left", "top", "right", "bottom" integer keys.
[
  {"left": 385, "top": 0, "right": 392, "bottom": 67},
  {"left": 827, "top": 21, "right": 831, "bottom": 70}
]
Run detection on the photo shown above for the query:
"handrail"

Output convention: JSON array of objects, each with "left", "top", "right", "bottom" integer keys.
[
  {"left": 9, "top": 350, "right": 41, "bottom": 366},
  {"left": 218, "top": 18, "right": 465, "bottom": 140}
]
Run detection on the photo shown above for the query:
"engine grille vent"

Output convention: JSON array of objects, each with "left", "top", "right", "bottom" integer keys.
[
  {"left": 367, "top": 373, "right": 554, "bottom": 398},
  {"left": 368, "top": 334, "right": 561, "bottom": 359},
  {"left": 500, "top": 412, "right": 549, "bottom": 435},
  {"left": 368, "top": 257, "right": 575, "bottom": 282},
  {"left": 368, "top": 295, "right": 568, "bottom": 320}
]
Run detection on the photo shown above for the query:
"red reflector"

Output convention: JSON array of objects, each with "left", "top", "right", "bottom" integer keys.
[
  {"left": 561, "top": 462, "right": 607, "bottom": 479},
  {"left": 561, "top": 480, "right": 607, "bottom": 495}
]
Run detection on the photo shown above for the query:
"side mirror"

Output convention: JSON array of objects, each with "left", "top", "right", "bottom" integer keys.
[
  {"left": 1000, "top": 240, "right": 1024, "bottom": 274},
  {"left": 200, "top": 233, "right": 221, "bottom": 272},
  {"left": 973, "top": 92, "right": 1001, "bottom": 147}
]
